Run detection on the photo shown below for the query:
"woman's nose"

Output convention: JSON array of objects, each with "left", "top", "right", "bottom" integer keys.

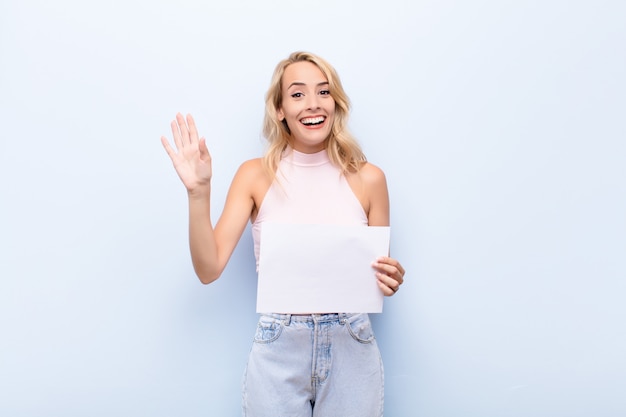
[{"left": 305, "top": 94, "right": 320, "bottom": 110}]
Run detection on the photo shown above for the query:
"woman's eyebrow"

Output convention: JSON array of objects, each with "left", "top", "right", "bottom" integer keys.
[{"left": 287, "top": 81, "right": 329, "bottom": 89}]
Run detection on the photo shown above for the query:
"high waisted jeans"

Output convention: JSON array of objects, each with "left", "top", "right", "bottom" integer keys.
[{"left": 242, "top": 313, "right": 384, "bottom": 417}]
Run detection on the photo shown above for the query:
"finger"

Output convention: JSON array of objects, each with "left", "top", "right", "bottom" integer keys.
[
  {"left": 176, "top": 112, "right": 191, "bottom": 145},
  {"left": 186, "top": 114, "right": 200, "bottom": 143},
  {"left": 372, "top": 261, "right": 404, "bottom": 284},
  {"left": 377, "top": 278, "right": 398, "bottom": 296},
  {"left": 198, "top": 137, "right": 211, "bottom": 161},
  {"left": 376, "top": 270, "right": 401, "bottom": 289},
  {"left": 376, "top": 256, "right": 404, "bottom": 272},
  {"left": 171, "top": 120, "right": 183, "bottom": 150},
  {"left": 160, "top": 136, "right": 178, "bottom": 159},
  {"left": 376, "top": 256, "right": 406, "bottom": 277}
]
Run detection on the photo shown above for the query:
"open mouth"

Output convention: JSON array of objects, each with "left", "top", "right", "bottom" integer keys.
[{"left": 300, "top": 116, "right": 326, "bottom": 126}]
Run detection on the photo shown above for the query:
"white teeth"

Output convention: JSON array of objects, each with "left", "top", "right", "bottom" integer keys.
[{"left": 301, "top": 116, "right": 325, "bottom": 125}]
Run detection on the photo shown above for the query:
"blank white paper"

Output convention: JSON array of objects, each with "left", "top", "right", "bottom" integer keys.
[{"left": 257, "top": 223, "right": 390, "bottom": 313}]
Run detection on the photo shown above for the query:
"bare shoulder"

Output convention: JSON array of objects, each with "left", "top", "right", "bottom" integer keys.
[
  {"left": 236, "top": 157, "right": 264, "bottom": 176},
  {"left": 354, "top": 162, "right": 389, "bottom": 225},
  {"left": 231, "top": 158, "right": 272, "bottom": 212},
  {"left": 231, "top": 157, "right": 267, "bottom": 185},
  {"left": 358, "top": 162, "right": 388, "bottom": 188}
]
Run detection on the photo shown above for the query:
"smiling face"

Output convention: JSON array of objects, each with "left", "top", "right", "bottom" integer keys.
[{"left": 277, "top": 61, "right": 336, "bottom": 153}]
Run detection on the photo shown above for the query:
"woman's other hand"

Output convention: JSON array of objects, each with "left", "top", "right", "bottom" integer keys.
[
  {"left": 161, "top": 113, "right": 212, "bottom": 194},
  {"left": 372, "top": 256, "right": 405, "bottom": 296}
]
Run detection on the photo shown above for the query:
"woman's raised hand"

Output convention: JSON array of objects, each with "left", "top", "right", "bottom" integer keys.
[{"left": 161, "top": 113, "right": 212, "bottom": 194}]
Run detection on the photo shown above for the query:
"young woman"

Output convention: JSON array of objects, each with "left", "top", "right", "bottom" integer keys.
[{"left": 161, "top": 51, "right": 405, "bottom": 417}]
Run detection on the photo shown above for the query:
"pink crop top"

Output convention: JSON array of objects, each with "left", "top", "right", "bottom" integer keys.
[{"left": 252, "top": 148, "right": 368, "bottom": 270}]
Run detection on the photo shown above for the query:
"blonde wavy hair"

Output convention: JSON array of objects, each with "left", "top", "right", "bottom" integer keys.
[{"left": 262, "top": 51, "right": 366, "bottom": 177}]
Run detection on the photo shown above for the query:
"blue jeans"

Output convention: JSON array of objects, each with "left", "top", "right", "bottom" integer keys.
[{"left": 242, "top": 313, "right": 384, "bottom": 417}]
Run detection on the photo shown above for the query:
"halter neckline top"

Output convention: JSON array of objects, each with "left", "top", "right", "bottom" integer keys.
[{"left": 251, "top": 147, "right": 368, "bottom": 270}]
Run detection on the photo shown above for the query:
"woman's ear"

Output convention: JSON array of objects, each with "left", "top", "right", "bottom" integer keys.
[{"left": 277, "top": 108, "right": 285, "bottom": 121}]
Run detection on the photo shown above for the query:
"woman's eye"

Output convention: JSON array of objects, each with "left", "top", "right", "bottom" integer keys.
[
  {"left": 291, "top": 92, "right": 303, "bottom": 98},
  {"left": 320, "top": 90, "right": 330, "bottom": 95}
]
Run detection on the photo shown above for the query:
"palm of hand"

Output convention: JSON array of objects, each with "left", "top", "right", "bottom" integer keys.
[{"left": 161, "top": 113, "right": 212, "bottom": 192}]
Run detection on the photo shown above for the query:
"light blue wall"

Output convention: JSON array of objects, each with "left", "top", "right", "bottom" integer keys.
[{"left": 1, "top": 1, "right": 624, "bottom": 416}]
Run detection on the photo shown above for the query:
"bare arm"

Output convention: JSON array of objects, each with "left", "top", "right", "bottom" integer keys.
[
  {"left": 360, "top": 163, "right": 406, "bottom": 296},
  {"left": 161, "top": 113, "right": 255, "bottom": 284}
]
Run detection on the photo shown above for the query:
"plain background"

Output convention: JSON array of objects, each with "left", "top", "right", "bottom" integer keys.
[{"left": 1, "top": 0, "right": 624, "bottom": 416}]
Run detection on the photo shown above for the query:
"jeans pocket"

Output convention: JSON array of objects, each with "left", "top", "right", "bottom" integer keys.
[
  {"left": 253, "top": 315, "right": 284, "bottom": 344},
  {"left": 345, "top": 313, "right": 375, "bottom": 344}
]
